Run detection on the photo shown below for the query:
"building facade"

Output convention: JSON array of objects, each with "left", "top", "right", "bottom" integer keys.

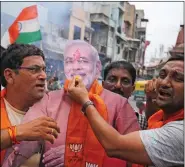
[
  {"left": 134, "top": 10, "right": 149, "bottom": 76},
  {"left": 123, "top": 2, "right": 140, "bottom": 69},
  {"left": 1, "top": 2, "right": 150, "bottom": 79},
  {"left": 83, "top": 2, "right": 127, "bottom": 65}
]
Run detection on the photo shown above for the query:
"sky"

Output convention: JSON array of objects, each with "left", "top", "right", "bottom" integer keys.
[{"left": 130, "top": 1, "right": 184, "bottom": 63}]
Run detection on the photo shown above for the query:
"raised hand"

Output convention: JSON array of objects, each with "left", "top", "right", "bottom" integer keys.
[
  {"left": 68, "top": 77, "right": 89, "bottom": 105},
  {"left": 145, "top": 78, "right": 158, "bottom": 100}
]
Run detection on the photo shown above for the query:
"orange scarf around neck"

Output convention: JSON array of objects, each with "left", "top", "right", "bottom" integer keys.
[
  {"left": 64, "top": 79, "right": 108, "bottom": 167},
  {"left": 1, "top": 89, "right": 12, "bottom": 165},
  {"left": 148, "top": 108, "right": 184, "bottom": 129}
]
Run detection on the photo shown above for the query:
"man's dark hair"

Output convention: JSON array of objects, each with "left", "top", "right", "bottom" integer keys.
[
  {"left": 1, "top": 46, "right": 6, "bottom": 87},
  {"left": 103, "top": 60, "right": 136, "bottom": 85},
  {"left": 1, "top": 43, "right": 45, "bottom": 87}
]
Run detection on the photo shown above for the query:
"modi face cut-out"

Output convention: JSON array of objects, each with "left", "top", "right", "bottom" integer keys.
[{"left": 64, "top": 40, "right": 101, "bottom": 89}]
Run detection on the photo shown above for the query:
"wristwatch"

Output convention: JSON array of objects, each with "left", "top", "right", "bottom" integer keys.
[{"left": 81, "top": 100, "right": 94, "bottom": 115}]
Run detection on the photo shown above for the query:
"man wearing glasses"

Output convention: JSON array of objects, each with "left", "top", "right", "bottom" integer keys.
[{"left": 1, "top": 43, "right": 60, "bottom": 166}]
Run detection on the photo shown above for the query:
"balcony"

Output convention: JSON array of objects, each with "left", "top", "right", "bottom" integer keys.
[
  {"left": 136, "top": 27, "right": 146, "bottom": 33},
  {"left": 90, "top": 13, "right": 109, "bottom": 26},
  {"left": 90, "top": 4, "right": 110, "bottom": 17},
  {"left": 131, "top": 41, "right": 140, "bottom": 49}
]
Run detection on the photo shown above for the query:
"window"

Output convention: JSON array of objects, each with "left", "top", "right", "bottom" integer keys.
[
  {"left": 117, "top": 26, "right": 121, "bottom": 33},
  {"left": 123, "top": 51, "right": 128, "bottom": 60},
  {"left": 117, "top": 46, "right": 120, "bottom": 54},
  {"left": 100, "top": 46, "right": 106, "bottom": 54},
  {"left": 73, "top": 26, "right": 81, "bottom": 40},
  {"left": 129, "top": 55, "right": 135, "bottom": 62}
]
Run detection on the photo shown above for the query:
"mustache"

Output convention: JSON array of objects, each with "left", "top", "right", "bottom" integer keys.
[{"left": 112, "top": 89, "right": 124, "bottom": 96}]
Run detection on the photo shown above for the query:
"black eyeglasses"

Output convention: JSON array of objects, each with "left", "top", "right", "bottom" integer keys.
[
  {"left": 17, "top": 65, "right": 46, "bottom": 74},
  {"left": 106, "top": 77, "right": 132, "bottom": 86}
]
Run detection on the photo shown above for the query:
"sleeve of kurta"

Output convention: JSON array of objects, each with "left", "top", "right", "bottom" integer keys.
[
  {"left": 2, "top": 93, "right": 50, "bottom": 167},
  {"left": 115, "top": 97, "right": 140, "bottom": 134}
]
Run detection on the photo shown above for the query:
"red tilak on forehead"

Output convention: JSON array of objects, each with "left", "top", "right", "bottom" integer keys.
[{"left": 73, "top": 49, "right": 81, "bottom": 61}]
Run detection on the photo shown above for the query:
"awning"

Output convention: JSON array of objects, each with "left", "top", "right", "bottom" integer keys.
[{"left": 115, "top": 32, "right": 127, "bottom": 42}]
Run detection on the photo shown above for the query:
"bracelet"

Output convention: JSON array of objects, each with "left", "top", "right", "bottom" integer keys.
[
  {"left": 8, "top": 126, "right": 20, "bottom": 145},
  {"left": 81, "top": 100, "right": 94, "bottom": 115}
]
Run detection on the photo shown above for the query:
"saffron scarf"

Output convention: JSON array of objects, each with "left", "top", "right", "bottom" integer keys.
[
  {"left": 64, "top": 79, "right": 108, "bottom": 167},
  {"left": 0, "top": 89, "right": 11, "bottom": 165},
  {"left": 148, "top": 108, "right": 184, "bottom": 129}
]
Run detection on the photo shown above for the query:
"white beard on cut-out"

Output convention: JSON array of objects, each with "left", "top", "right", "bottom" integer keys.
[
  {"left": 86, "top": 73, "right": 96, "bottom": 89},
  {"left": 65, "top": 69, "right": 97, "bottom": 89}
]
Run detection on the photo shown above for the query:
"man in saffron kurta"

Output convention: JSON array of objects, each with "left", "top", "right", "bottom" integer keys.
[{"left": 3, "top": 40, "right": 140, "bottom": 167}]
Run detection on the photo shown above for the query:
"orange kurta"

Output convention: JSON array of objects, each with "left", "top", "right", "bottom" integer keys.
[{"left": 148, "top": 108, "right": 184, "bottom": 129}]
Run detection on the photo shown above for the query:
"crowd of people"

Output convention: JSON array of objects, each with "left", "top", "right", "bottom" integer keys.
[{"left": 0, "top": 40, "right": 184, "bottom": 167}]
